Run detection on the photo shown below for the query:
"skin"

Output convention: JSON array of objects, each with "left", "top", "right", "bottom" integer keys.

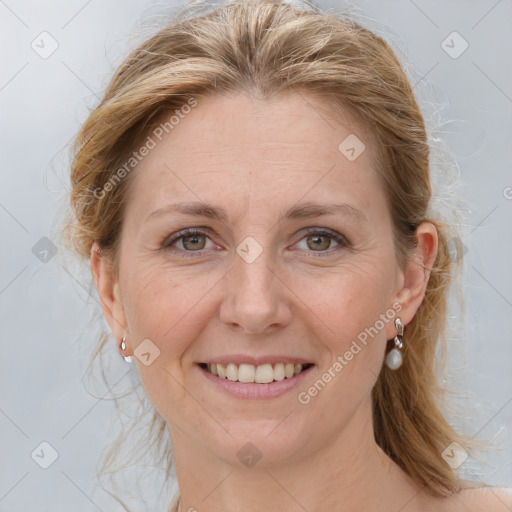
[{"left": 90, "top": 91, "right": 510, "bottom": 512}]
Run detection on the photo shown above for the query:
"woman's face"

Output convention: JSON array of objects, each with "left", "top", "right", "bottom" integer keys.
[{"left": 95, "top": 90, "right": 427, "bottom": 467}]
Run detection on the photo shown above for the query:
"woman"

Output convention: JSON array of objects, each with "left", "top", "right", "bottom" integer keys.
[{"left": 63, "top": 0, "right": 511, "bottom": 510}]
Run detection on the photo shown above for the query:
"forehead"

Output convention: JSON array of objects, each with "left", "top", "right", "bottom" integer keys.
[{"left": 125, "top": 90, "right": 384, "bottom": 222}]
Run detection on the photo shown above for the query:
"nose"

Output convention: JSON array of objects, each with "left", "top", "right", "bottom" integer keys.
[{"left": 219, "top": 243, "right": 293, "bottom": 335}]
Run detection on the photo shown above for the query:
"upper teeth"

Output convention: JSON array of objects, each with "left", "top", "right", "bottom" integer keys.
[{"left": 207, "top": 363, "right": 304, "bottom": 383}]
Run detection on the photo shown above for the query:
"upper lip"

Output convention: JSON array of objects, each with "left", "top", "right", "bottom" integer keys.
[{"left": 199, "top": 355, "right": 314, "bottom": 366}]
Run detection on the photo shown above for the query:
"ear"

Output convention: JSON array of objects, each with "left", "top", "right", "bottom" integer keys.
[
  {"left": 90, "top": 241, "right": 130, "bottom": 355},
  {"left": 387, "top": 222, "right": 438, "bottom": 338}
]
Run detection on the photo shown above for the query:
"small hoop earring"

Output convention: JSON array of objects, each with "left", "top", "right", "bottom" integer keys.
[
  {"left": 120, "top": 336, "right": 133, "bottom": 363},
  {"left": 385, "top": 317, "right": 404, "bottom": 370}
]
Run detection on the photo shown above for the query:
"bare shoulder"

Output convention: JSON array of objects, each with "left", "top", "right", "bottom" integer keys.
[{"left": 450, "top": 486, "right": 512, "bottom": 511}]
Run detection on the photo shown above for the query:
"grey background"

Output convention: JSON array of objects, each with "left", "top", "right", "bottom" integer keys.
[{"left": 1, "top": 0, "right": 511, "bottom": 510}]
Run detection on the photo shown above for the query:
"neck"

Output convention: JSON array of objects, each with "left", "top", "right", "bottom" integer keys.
[{"left": 169, "top": 398, "right": 426, "bottom": 512}]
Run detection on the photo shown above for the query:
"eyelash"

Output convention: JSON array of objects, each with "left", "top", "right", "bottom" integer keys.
[{"left": 162, "top": 227, "right": 350, "bottom": 259}]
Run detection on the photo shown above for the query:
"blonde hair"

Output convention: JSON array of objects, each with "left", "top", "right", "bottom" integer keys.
[{"left": 62, "top": 0, "right": 479, "bottom": 504}]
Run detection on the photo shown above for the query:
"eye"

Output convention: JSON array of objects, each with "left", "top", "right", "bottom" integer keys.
[
  {"left": 162, "top": 228, "right": 217, "bottom": 257},
  {"left": 293, "top": 229, "right": 350, "bottom": 257}
]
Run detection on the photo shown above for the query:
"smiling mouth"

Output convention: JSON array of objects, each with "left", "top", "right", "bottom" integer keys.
[{"left": 198, "top": 362, "right": 314, "bottom": 384}]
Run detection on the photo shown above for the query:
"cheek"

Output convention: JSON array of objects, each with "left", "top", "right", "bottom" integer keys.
[
  {"left": 290, "top": 256, "right": 397, "bottom": 393},
  {"left": 121, "top": 258, "right": 220, "bottom": 347},
  {"left": 118, "top": 262, "right": 223, "bottom": 412},
  {"left": 291, "top": 255, "right": 396, "bottom": 341}
]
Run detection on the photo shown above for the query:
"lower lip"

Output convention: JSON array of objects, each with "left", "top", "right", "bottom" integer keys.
[{"left": 197, "top": 364, "right": 315, "bottom": 400}]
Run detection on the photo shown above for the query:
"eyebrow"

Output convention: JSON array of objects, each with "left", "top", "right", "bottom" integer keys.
[{"left": 146, "top": 201, "right": 367, "bottom": 223}]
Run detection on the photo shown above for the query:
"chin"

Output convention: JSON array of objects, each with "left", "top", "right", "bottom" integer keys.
[{"left": 204, "top": 418, "right": 311, "bottom": 468}]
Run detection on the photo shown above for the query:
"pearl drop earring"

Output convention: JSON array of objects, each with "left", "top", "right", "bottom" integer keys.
[{"left": 385, "top": 318, "right": 404, "bottom": 370}]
